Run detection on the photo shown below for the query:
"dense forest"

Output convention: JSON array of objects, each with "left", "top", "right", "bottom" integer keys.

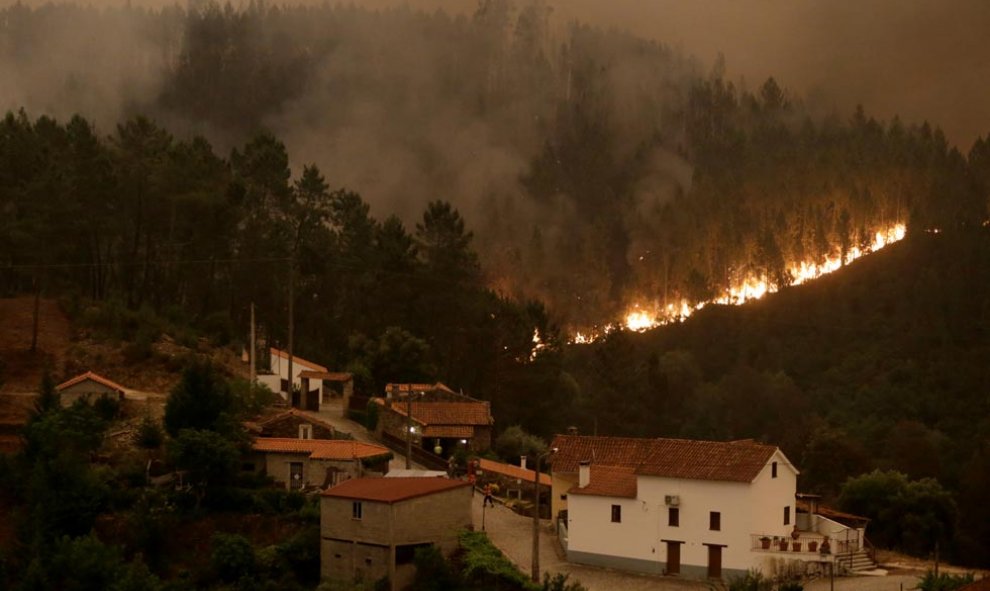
[{"left": 2, "top": 0, "right": 990, "bottom": 570}]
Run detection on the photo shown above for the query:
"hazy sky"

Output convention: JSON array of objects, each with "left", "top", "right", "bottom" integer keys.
[
  {"left": 6, "top": 0, "right": 988, "bottom": 148},
  {"left": 341, "top": 0, "right": 990, "bottom": 149}
]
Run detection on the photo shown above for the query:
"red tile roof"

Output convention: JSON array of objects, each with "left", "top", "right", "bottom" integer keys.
[
  {"left": 478, "top": 458, "right": 551, "bottom": 487},
  {"left": 251, "top": 438, "right": 390, "bottom": 460},
  {"left": 423, "top": 425, "right": 475, "bottom": 438},
  {"left": 55, "top": 371, "right": 127, "bottom": 394},
  {"left": 549, "top": 435, "right": 655, "bottom": 473},
  {"left": 636, "top": 438, "right": 778, "bottom": 482},
  {"left": 321, "top": 476, "right": 469, "bottom": 503},
  {"left": 392, "top": 402, "right": 492, "bottom": 426},
  {"left": 270, "top": 348, "right": 328, "bottom": 373},
  {"left": 568, "top": 465, "right": 638, "bottom": 498},
  {"left": 551, "top": 435, "right": 782, "bottom": 484}
]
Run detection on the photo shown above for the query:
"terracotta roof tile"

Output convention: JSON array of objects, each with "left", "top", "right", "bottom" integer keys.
[
  {"left": 551, "top": 435, "right": 781, "bottom": 484},
  {"left": 422, "top": 425, "right": 475, "bottom": 438},
  {"left": 321, "top": 476, "right": 469, "bottom": 503},
  {"left": 568, "top": 465, "right": 638, "bottom": 498},
  {"left": 549, "top": 435, "right": 655, "bottom": 474},
  {"left": 399, "top": 402, "right": 492, "bottom": 426},
  {"left": 270, "top": 348, "right": 329, "bottom": 373},
  {"left": 251, "top": 437, "right": 390, "bottom": 460},
  {"left": 55, "top": 371, "right": 127, "bottom": 394},
  {"left": 478, "top": 458, "right": 551, "bottom": 487}
]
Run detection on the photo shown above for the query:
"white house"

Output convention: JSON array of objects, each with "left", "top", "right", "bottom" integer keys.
[
  {"left": 258, "top": 348, "right": 351, "bottom": 412},
  {"left": 553, "top": 435, "right": 867, "bottom": 580}
]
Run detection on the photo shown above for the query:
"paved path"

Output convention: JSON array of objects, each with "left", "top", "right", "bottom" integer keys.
[
  {"left": 312, "top": 399, "right": 422, "bottom": 472},
  {"left": 472, "top": 494, "right": 704, "bottom": 591}
]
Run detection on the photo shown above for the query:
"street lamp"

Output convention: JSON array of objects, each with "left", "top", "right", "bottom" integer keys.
[{"left": 531, "top": 447, "right": 558, "bottom": 583}]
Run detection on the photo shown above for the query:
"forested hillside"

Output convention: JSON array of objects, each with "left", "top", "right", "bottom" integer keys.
[
  {"left": 2, "top": 0, "right": 990, "bottom": 568},
  {"left": 3, "top": 2, "right": 988, "bottom": 329}
]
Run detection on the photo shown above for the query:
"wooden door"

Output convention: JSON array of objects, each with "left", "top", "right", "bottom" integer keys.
[
  {"left": 665, "top": 541, "right": 680, "bottom": 574},
  {"left": 707, "top": 545, "right": 722, "bottom": 579}
]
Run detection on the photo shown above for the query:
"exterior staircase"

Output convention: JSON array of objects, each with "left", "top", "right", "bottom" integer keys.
[{"left": 836, "top": 550, "right": 879, "bottom": 574}]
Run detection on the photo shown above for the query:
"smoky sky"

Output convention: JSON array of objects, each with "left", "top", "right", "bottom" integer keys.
[
  {"left": 9, "top": 0, "right": 987, "bottom": 148},
  {"left": 304, "top": 0, "right": 990, "bottom": 149}
]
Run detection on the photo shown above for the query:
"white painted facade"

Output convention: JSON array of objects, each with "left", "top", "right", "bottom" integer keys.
[
  {"left": 566, "top": 450, "right": 800, "bottom": 578},
  {"left": 264, "top": 348, "right": 327, "bottom": 400}
]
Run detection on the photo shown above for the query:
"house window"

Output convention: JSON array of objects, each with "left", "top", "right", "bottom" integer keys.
[
  {"left": 772, "top": 461, "right": 778, "bottom": 478},
  {"left": 352, "top": 501, "right": 363, "bottom": 520},
  {"left": 784, "top": 506, "right": 790, "bottom": 526},
  {"left": 560, "top": 494, "right": 567, "bottom": 500},
  {"left": 611, "top": 505, "right": 622, "bottom": 523},
  {"left": 299, "top": 424, "right": 313, "bottom": 439},
  {"left": 710, "top": 511, "right": 721, "bottom": 531},
  {"left": 668, "top": 507, "right": 679, "bottom": 527}
]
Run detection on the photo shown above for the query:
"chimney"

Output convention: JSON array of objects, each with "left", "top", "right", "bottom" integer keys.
[
  {"left": 520, "top": 456, "right": 527, "bottom": 470},
  {"left": 578, "top": 461, "right": 590, "bottom": 488},
  {"left": 567, "top": 425, "right": 579, "bottom": 436}
]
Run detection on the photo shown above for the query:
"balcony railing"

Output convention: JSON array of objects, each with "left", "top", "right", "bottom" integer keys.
[{"left": 751, "top": 533, "right": 837, "bottom": 555}]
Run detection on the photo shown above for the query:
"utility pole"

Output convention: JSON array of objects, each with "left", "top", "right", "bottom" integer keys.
[
  {"left": 287, "top": 259, "right": 295, "bottom": 407},
  {"left": 405, "top": 386, "right": 413, "bottom": 469},
  {"left": 249, "top": 302, "right": 256, "bottom": 388}
]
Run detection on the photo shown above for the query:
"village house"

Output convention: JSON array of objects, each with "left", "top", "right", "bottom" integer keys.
[
  {"left": 246, "top": 408, "right": 341, "bottom": 440},
  {"left": 257, "top": 348, "right": 353, "bottom": 412},
  {"left": 55, "top": 371, "right": 126, "bottom": 407},
  {"left": 246, "top": 438, "right": 392, "bottom": 490},
  {"left": 373, "top": 383, "right": 494, "bottom": 457},
  {"left": 551, "top": 434, "right": 875, "bottom": 580},
  {"left": 320, "top": 477, "right": 471, "bottom": 591}
]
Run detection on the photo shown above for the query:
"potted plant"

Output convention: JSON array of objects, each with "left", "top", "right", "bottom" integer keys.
[
  {"left": 778, "top": 539, "right": 789, "bottom": 551},
  {"left": 792, "top": 541, "right": 802, "bottom": 552},
  {"left": 760, "top": 536, "right": 771, "bottom": 550},
  {"left": 808, "top": 540, "right": 818, "bottom": 552}
]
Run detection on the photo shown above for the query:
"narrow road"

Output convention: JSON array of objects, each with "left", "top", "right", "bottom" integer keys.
[{"left": 313, "top": 399, "right": 423, "bottom": 471}]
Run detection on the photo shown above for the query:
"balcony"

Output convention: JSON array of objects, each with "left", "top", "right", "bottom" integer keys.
[{"left": 750, "top": 533, "right": 838, "bottom": 556}]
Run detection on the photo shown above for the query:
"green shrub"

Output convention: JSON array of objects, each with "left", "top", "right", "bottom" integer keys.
[
  {"left": 364, "top": 400, "right": 380, "bottom": 431},
  {"left": 211, "top": 533, "right": 256, "bottom": 582},
  {"left": 93, "top": 392, "right": 121, "bottom": 420},
  {"left": 136, "top": 416, "right": 164, "bottom": 450},
  {"left": 917, "top": 570, "right": 975, "bottom": 591}
]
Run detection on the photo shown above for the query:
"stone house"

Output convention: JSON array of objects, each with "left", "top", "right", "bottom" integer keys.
[
  {"left": 55, "top": 371, "right": 126, "bottom": 407},
  {"left": 320, "top": 477, "right": 471, "bottom": 591},
  {"left": 374, "top": 383, "right": 494, "bottom": 456},
  {"left": 247, "top": 438, "right": 392, "bottom": 490},
  {"left": 248, "top": 408, "right": 341, "bottom": 440}
]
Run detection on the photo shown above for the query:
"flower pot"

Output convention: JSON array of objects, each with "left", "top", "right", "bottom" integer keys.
[
  {"left": 792, "top": 542, "right": 802, "bottom": 552},
  {"left": 760, "top": 538, "right": 771, "bottom": 550},
  {"left": 808, "top": 541, "right": 818, "bottom": 552},
  {"left": 778, "top": 541, "right": 789, "bottom": 551}
]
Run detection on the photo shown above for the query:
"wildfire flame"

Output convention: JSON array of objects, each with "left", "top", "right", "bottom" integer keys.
[{"left": 570, "top": 223, "right": 907, "bottom": 343}]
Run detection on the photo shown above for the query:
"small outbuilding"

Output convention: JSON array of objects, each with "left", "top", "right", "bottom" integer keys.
[{"left": 55, "top": 371, "right": 126, "bottom": 407}]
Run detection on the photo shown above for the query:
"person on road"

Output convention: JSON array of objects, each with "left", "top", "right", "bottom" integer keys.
[{"left": 483, "top": 483, "right": 495, "bottom": 507}]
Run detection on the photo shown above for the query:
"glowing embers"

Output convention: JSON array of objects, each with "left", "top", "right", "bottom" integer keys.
[{"left": 579, "top": 222, "right": 908, "bottom": 340}]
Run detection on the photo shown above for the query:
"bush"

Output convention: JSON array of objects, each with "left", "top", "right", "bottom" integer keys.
[
  {"left": 136, "top": 416, "right": 164, "bottom": 450},
  {"left": 364, "top": 400, "right": 380, "bottom": 431},
  {"left": 916, "top": 570, "right": 975, "bottom": 591},
  {"left": 93, "top": 392, "right": 121, "bottom": 421},
  {"left": 211, "top": 533, "right": 256, "bottom": 582}
]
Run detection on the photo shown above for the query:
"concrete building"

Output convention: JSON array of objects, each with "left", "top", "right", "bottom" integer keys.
[
  {"left": 320, "top": 477, "right": 471, "bottom": 590},
  {"left": 552, "top": 435, "right": 865, "bottom": 580}
]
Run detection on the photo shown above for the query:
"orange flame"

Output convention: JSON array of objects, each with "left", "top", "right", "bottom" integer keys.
[{"left": 571, "top": 223, "right": 907, "bottom": 342}]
